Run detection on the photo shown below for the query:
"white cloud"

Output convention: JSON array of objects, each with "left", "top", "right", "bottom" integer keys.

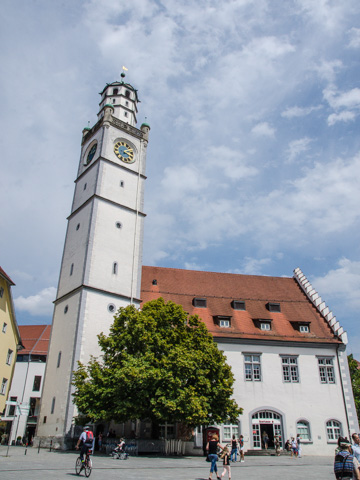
[
  {"left": 281, "top": 105, "right": 322, "bottom": 118},
  {"left": 251, "top": 122, "right": 276, "bottom": 137},
  {"left": 323, "top": 86, "right": 360, "bottom": 110},
  {"left": 286, "top": 137, "right": 312, "bottom": 163},
  {"left": 311, "top": 258, "right": 360, "bottom": 310},
  {"left": 241, "top": 257, "right": 272, "bottom": 275},
  {"left": 327, "top": 110, "right": 356, "bottom": 126},
  {"left": 14, "top": 287, "right": 56, "bottom": 317},
  {"left": 348, "top": 27, "right": 360, "bottom": 48}
]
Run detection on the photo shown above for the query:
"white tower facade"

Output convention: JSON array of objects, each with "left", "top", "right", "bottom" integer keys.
[{"left": 36, "top": 78, "right": 150, "bottom": 447}]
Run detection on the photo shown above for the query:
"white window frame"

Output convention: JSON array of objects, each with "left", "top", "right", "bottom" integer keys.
[
  {"left": 297, "top": 420, "right": 311, "bottom": 441},
  {"left": 244, "top": 354, "right": 262, "bottom": 381},
  {"left": 260, "top": 323, "right": 271, "bottom": 331},
  {"left": 326, "top": 420, "right": 341, "bottom": 442},
  {"left": 222, "top": 422, "right": 239, "bottom": 442},
  {"left": 299, "top": 325, "right": 309, "bottom": 333},
  {"left": 318, "top": 357, "right": 335, "bottom": 384},
  {"left": 281, "top": 356, "right": 299, "bottom": 383},
  {"left": 219, "top": 319, "right": 230, "bottom": 328}
]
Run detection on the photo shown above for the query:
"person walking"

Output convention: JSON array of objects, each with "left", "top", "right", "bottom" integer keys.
[
  {"left": 297, "top": 434, "right": 302, "bottom": 458},
  {"left": 206, "top": 433, "right": 223, "bottom": 480},
  {"left": 238, "top": 434, "right": 245, "bottom": 462},
  {"left": 230, "top": 435, "right": 237, "bottom": 462},
  {"left": 262, "top": 431, "right": 269, "bottom": 450},
  {"left": 220, "top": 446, "right": 231, "bottom": 479}
]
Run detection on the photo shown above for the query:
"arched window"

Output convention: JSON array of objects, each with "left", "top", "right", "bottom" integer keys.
[
  {"left": 125, "top": 90, "right": 130, "bottom": 98},
  {"left": 297, "top": 420, "right": 311, "bottom": 440},
  {"left": 113, "top": 262, "right": 118, "bottom": 274},
  {"left": 70, "top": 263, "right": 74, "bottom": 276},
  {"left": 326, "top": 420, "right": 342, "bottom": 441},
  {"left": 113, "top": 88, "right": 118, "bottom": 95}
]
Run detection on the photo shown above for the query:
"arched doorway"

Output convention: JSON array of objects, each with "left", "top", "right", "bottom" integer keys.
[{"left": 252, "top": 410, "right": 283, "bottom": 450}]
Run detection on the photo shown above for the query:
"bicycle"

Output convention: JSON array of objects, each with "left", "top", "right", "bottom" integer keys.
[{"left": 75, "top": 448, "right": 92, "bottom": 477}]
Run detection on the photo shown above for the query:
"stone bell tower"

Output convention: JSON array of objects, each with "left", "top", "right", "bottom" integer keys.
[{"left": 36, "top": 75, "right": 150, "bottom": 447}]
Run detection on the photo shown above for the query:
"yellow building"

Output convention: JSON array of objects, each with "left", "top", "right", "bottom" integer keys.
[{"left": 0, "top": 267, "right": 22, "bottom": 415}]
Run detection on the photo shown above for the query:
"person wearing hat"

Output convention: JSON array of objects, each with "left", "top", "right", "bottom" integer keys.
[
  {"left": 76, "top": 426, "right": 94, "bottom": 462},
  {"left": 334, "top": 437, "right": 360, "bottom": 480}
]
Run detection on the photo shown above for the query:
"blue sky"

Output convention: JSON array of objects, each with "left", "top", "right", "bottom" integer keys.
[{"left": 1, "top": 0, "right": 360, "bottom": 357}]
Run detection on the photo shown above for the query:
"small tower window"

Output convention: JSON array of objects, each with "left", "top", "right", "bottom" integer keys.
[
  {"left": 70, "top": 264, "right": 74, "bottom": 276},
  {"left": 116, "top": 222, "right": 122, "bottom": 229},
  {"left": 57, "top": 351, "right": 62, "bottom": 368},
  {"left": 124, "top": 112, "right": 128, "bottom": 117},
  {"left": 113, "top": 262, "right": 118, "bottom": 274},
  {"left": 112, "top": 98, "right": 116, "bottom": 103},
  {"left": 64, "top": 305, "right": 68, "bottom": 314},
  {"left": 83, "top": 183, "right": 87, "bottom": 191},
  {"left": 51, "top": 397, "right": 56, "bottom": 414},
  {"left": 108, "top": 304, "right": 116, "bottom": 313},
  {"left": 125, "top": 101, "right": 129, "bottom": 106},
  {"left": 120, "top": 181, "right": 124, "bottom": 187},
  {"left": 76, "top": 223, "right": 80, "bottom": 231},
  {"left": 113, "top": 88, "right": 118, "bottom": 95},
  {"left": 125, "top": 90, "right": 130, "bottom": 98}
]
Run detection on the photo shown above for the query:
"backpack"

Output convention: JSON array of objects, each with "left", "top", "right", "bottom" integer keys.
[
  {"left": 86, "top": 431, "right": 94, "bottom": 443},
  {"left": 334, "top": 451, "right": 354, "bottom": 479}
]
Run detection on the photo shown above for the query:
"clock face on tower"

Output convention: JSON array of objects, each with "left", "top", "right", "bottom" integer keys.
[
  {"left": 114, "top": 141, "right": 135, "bottom": 164},
  {"left": 85, "top": 143, "right": 97, "bottom": 165}
]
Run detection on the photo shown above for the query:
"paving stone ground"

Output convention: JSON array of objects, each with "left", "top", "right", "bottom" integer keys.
[{"left": 0, "top": 446, "right": 334, "bottom": 480}]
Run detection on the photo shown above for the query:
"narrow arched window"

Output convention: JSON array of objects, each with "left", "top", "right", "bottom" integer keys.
[
  {"left": 70, "top": 264, "right": 74, "bottom": 276},
  {"left": 113, "top": 262, "right": 118, "bottom": 274}
]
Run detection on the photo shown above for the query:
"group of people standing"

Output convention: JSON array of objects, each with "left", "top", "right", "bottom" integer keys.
[{"left": 206, "top": 434, "right": 245, "bottom": 480}]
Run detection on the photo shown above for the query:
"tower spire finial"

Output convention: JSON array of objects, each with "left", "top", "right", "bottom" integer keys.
[{"left": 121, "top": 65, "right": 128, "bottom": 79}]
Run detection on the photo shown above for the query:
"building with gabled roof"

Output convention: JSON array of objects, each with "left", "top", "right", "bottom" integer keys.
[
  {"left": 140, "top": 265, "right": 357, "bottom": 455},
  {"left": 1, "top": 325, "right": 50, "bottom": 444},
  {"left": 0, "top": 267, "right": 23, "bottom": 417}
]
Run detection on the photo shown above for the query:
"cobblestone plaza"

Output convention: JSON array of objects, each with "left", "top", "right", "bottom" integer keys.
[{"left": 0, "top": 446, "right": 334, "bottom": 480}]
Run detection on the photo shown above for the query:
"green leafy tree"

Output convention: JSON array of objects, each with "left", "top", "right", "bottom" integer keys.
[
  {"left": 348, "top": 354, "right": 360, "bottom": 420},
  {"left": 73, "top": 298, "right": 242, "bottom": 427}
]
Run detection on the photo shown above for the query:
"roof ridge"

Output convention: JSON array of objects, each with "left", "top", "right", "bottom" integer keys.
[{"left": 293, "top": 267, "right": 347, "bottom": 344}]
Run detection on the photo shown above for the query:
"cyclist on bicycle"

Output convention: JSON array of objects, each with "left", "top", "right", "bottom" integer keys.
[{"left": 76, "top": 426, "right": 94, "bottom": 462}]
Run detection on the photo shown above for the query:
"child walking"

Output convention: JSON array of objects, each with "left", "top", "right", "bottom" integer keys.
[{"left": 220, "top": 446, "right": 231, "bottom": 479}]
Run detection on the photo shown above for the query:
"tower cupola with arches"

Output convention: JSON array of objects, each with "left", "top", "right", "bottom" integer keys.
[{"left": 36, "top": 74, "right": 150, "bottom": 447}]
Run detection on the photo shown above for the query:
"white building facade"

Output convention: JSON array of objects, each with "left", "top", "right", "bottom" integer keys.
[
  {"left": 36, "top": 77, "right": 150, "bottom": 447},
  {"left": 140, "top": 266, "right": 358, "bottom": 456},
  {"left": 2, "top": 325, "right": 50, "bottom": 445}
]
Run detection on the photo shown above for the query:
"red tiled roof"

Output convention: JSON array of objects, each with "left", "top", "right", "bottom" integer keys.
[
  {"left": 141, "top": 266, "right": 340, "bottom": 345},
  {"left": 18, "top": 325, "right": 51, "bottom": 355},
  {"left": 0, "top": 266, "right": 15, "bottom": 285}
]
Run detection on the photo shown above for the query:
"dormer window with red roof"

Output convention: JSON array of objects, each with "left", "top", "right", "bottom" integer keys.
[
  {"left": 266, "top": 302, "right": 281, "bottom": 312},
  {"left": 231, "top": 300, "right": 246, "bottom": 310},
  {"left": 254, "top": 319, "right": 272, "bottom": 331},
  {"left": 290, "top": 321, "right": 310, "bottom": 333},
  {"left": 214, "top": 316, "right": 231, "bottom": 328},
  {"left": 193, "top": 298, "right": 207, "bottom": 308}
]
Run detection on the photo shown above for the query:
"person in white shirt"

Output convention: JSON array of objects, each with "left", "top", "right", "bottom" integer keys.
[{"left": 352, "top": 433, "right": 360, "bottom": 462}]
